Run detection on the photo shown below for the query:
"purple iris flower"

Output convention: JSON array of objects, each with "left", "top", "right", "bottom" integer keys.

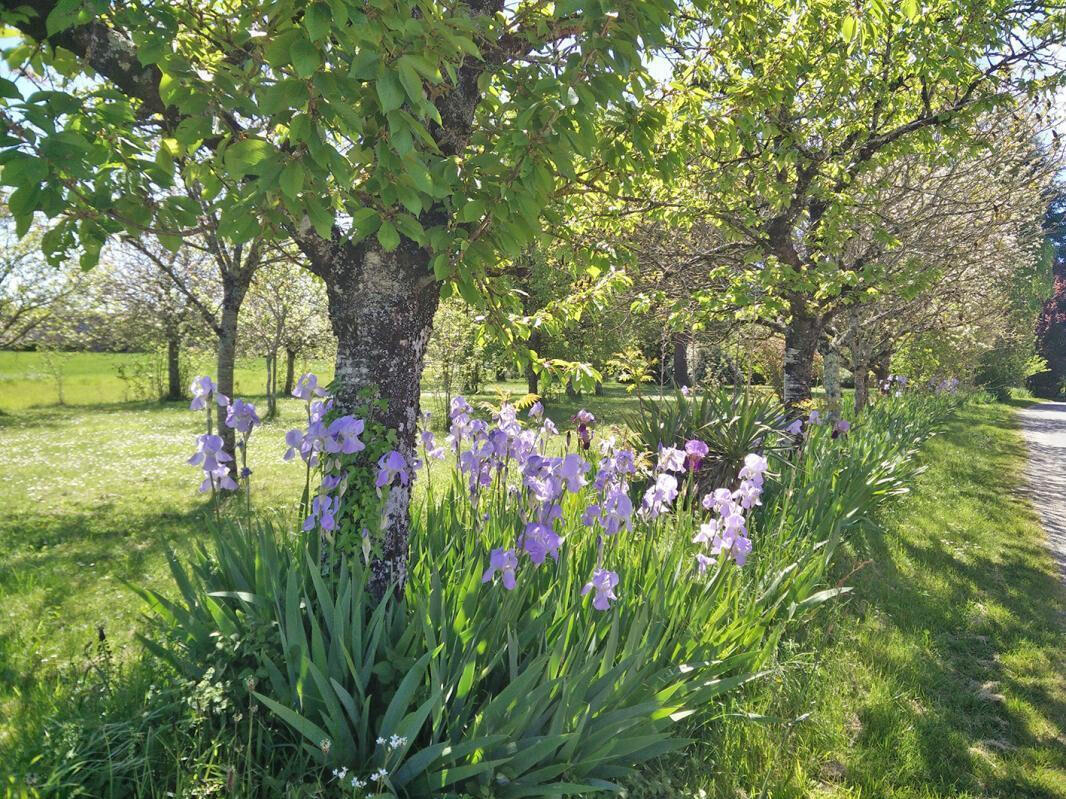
[
  {"left": 188, "top": 434, "right": 237, "bottom": 493},
  {"left": 283, "top": 421, "right": 328, "bottom": 466},
  {"left": 375, "top": 450, "right": 409, "bottom": 489},
  {"left": 528, "top": 401, "right": 544, "bottom": 419},
  {"left": 695, "top": 552, "right": 715, "bottom": 574},
  {"left": 581, "top": 503, "right": 602, "bottom": 527},
  {"left": 292, "top": 373, "right": 328, "bottom": 401},
  {"left": 557, "top": 453, "right": 590, "bottom": 492},
  {"left": 832, "top": 419, "right": 851, "bottom": 439},
  {"left": 520, "top": 522, "right": 561, "bottom": 565},
  {"left": 321, "top": 474, "right": 342, "bottom": 491},
  {"left": 450, "top": 395, "right": 472, "bottom": 420},
  {"left": 702, "top": 487, "right": 734, "bottom": 515},
  {"left": 738, "top": 453, "right": 768, "bottom": 486},
  {"left": 421, "top": 429, "right": 445, "bottom": 460},
  {"left": 188, "top": 433, "right": 231, "bottom": 473},
  {"left": 680, "top": 385, "right": 692, "bottom": 397},
  {"left": 721, "top": 510, "right": 747, "bottom": 536},
  {"left": 692, "top": 519, "right": 718, "bottom": 546},
  {"left": 308, "top": 398, "right": 333, "bottom": 423},
  {"left": 581, "top": 569, "right": 619, "bottom": 611},
  {"left": 509, "top": 429, "right": 538, "bottom": 464},
  {"left": 201, "top": 464, "right": 238, "bottom": 493},
  {"left": 808, "top": 410, "right": 821, "bottom": 425},
  {"left": 733, "top": 479, "right": 762, "bottom": 510},
  {"left": 658, "top": 446, "right": 686, "bottom": 473},
  {"left": 325, "top": 415, "right": 366, "bottom": 454},
  {"left": 684, "top": 439, "right": 709, "bottom": 472},
  {"left": 712, "top": 530, "right": 752, "bottom": 566},
  {"left": 189, "top": 375, "right": 229, "bottom": 411},
  {"left": 303, "top": 494, "right": 340, "bottom": 532},
  {"left": 283, "top": 429, "right": 305, "bottom": 461},
  {"left": 225, "top": 399, "right": 260, "bottom": 434},
  {"left": 641, "top": 473, "right": 678, "bottom": 518},
  {"left": 482, "top": 547, "right": 519, "bottom": 590},
  {"left": 785, "top": 418, "right": 804, "bottom": 436},
  {"left": 572, "top": 409, "right": 595, "bottom": 450},
  {"left": 600, "top": 488, "right": 633, "bottom": 535}
]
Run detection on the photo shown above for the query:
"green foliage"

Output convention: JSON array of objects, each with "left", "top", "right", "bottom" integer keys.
[
  {"left": 627, "top": 387, "right": 788, "bottom": 488},
  {"left": 17, "top": 393, "right": 961, "bottom": 797},
  {"left": 0, "top": 0, "right": 676, "bottom": 315}
]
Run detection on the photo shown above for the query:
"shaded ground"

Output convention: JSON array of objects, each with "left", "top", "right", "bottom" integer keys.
[{"left": 1017, "top": 401, "right": 1066, "bottom": 582}]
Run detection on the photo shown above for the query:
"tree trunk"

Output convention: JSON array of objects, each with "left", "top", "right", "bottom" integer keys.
[
  {"left": 822, "top": 347, "right": 842, "bottom": 421},
  {"left": 265, "top": 352, "right": 277, "bottom": 418},
  {"left": 853, "top": 363, "right": 870, "bottom": 413},
  {"left": 872, "top": 354, "right": 891, "bottom": 387},
  {"left": 783, "top": 303, "right": 822, "bottom": 410},
  {"left": 525, "top": 329, "right": 540, "bottom": 396},
  {"left": 314, "top": 238, "right": 440, "bottom": 599},
  {"left": 672, "top": 334, "right": 690, "bottom": 388},
  {"left": 284, "top": 348, "right": 297, "bottom": 396},
  {"left": 215, "top": 281, "right": 245, "bottom": 466},
  {"left": 166, "top": 334, "right": 182, "bottom": 401}
]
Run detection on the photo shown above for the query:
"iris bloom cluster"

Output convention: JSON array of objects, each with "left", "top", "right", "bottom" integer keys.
[
  {"left": 283, "top": 373, "right": 411, "bottom": 535},
  {"left": 186, "top": 376, "right": 260, "bottom": 495},
  {"left": 936, "top": 377, "right": 959, "bottom": 394},
  {"left": 692, "top": 453, "right": 768, "bottom": 571},
  {"left": 880, "top": 374, "right": 908, "bottom": 396},
  {"left": 465, "top": 397, "right": 770, "bottom": 611},
  {"left": 785, "top": 409, "right": 851, "bottom": 439},
  {"left": 455, "top": 397, "right": 632, "bottom": 609}
]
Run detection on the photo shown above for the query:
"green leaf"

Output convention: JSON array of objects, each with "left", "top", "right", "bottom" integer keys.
[
  {"left": 377, "top": 220, "right": 400, "bottom": 251},
  {"left": 174, "top": 116, "right": 212, "bottom": 148},
  {"left": 350, "top": 207, "right": 381, "bottom": 240},
  {"left": 304, "top": 2, "right": 332, "bottom": 41},
  {"left": 45, "top": 0, "right": 82, "bottom": 36},
  {"left": 223, "top": 138, "right": 273, "bottom": 178},
  {"left": 457, "top": 199, "right": 485, "bottom": 224},
  {"left": 1, "top": 156, "right": 48, "bottom": 187},
  {"left": 280, "top": 160, "right": 305, "bottom": 199},
  {"left": 304, "top": 195, "right": 334, "bottom": 238},
  {"left": 901, "top": 0, "right": 919, "bottom": 20},
  {"left": 8, "top": 184, "right": 42, "bottom": 217},
  {"left": 260, "top": 79, "right": 308, "bottom": 115},
  {"left": 290, "top": 35, "right": 321, "bottom": 79},
  {"left": 376, "top": 72, "right": 405, "bottom": 113},
  {"left": 396, "top": 57, "right": 423, "bottom": 103},
  {"left": 0, "top": 77, "right": 20, "bottom": 100},
  {"left": 840, "top": 15, "right": 858, "bottom": 43}
]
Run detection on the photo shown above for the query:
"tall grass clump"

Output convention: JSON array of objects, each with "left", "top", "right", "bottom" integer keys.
[{"left": 13, "top": 380, "right": 964, "bottom": 798}]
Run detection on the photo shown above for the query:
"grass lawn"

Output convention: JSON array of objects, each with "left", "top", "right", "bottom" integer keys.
[
  {"left": 4, "top": 353, "right": 1060, "bottom": 796},
  {"left": 0, "top": 350, "right": 336, "bottom": 411},
  {"left": 629, "top": 400, "right": 1066, "bottom": 798},
  {"left": 0, "top": 356, "right": 646, "bottom": 752}
]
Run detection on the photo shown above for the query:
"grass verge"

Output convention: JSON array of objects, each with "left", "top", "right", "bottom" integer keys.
[{"left": 629, "top": 401, "right": 1066, "bottom": 798}]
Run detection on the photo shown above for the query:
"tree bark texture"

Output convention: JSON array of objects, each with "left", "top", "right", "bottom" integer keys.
[
  {"left": 783, "top": 302, "right": 823, "bottom": 411},
  {"left": 853, "top": 364, "right": 870, "bottom": 413},
  {"left": 302, "top": 236, "right": 440, "bottom": 598},
  {"left": 284, "top": 348, "right": 297, "bottom": 396},
  {"left": 215, "top": 278, "right": 247, "bottom": 465},
  {"left": 822, "top": 347, "right": 842, "bottom": 420},
  {"left": 166, "top": 334, "right": 182, "bottom": 401},
  {"left": 672, "top": 333, "right": 690, "bottom": 388}
]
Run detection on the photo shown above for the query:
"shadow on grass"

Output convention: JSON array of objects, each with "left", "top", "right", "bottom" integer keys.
[
  {"left": 0, "top": 501, "right": 223, "bottom": 698},
  {"left": 839, "top": 404, "right": 1066, "bottom": 798}
]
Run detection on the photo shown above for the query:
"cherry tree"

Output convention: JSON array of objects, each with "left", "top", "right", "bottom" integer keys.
[
  {"left": 657, "top": 0, "right": 1066, "bottom": 408},
  {"left": 0, "top": 0, "right": 677, "bottom": 591}
]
